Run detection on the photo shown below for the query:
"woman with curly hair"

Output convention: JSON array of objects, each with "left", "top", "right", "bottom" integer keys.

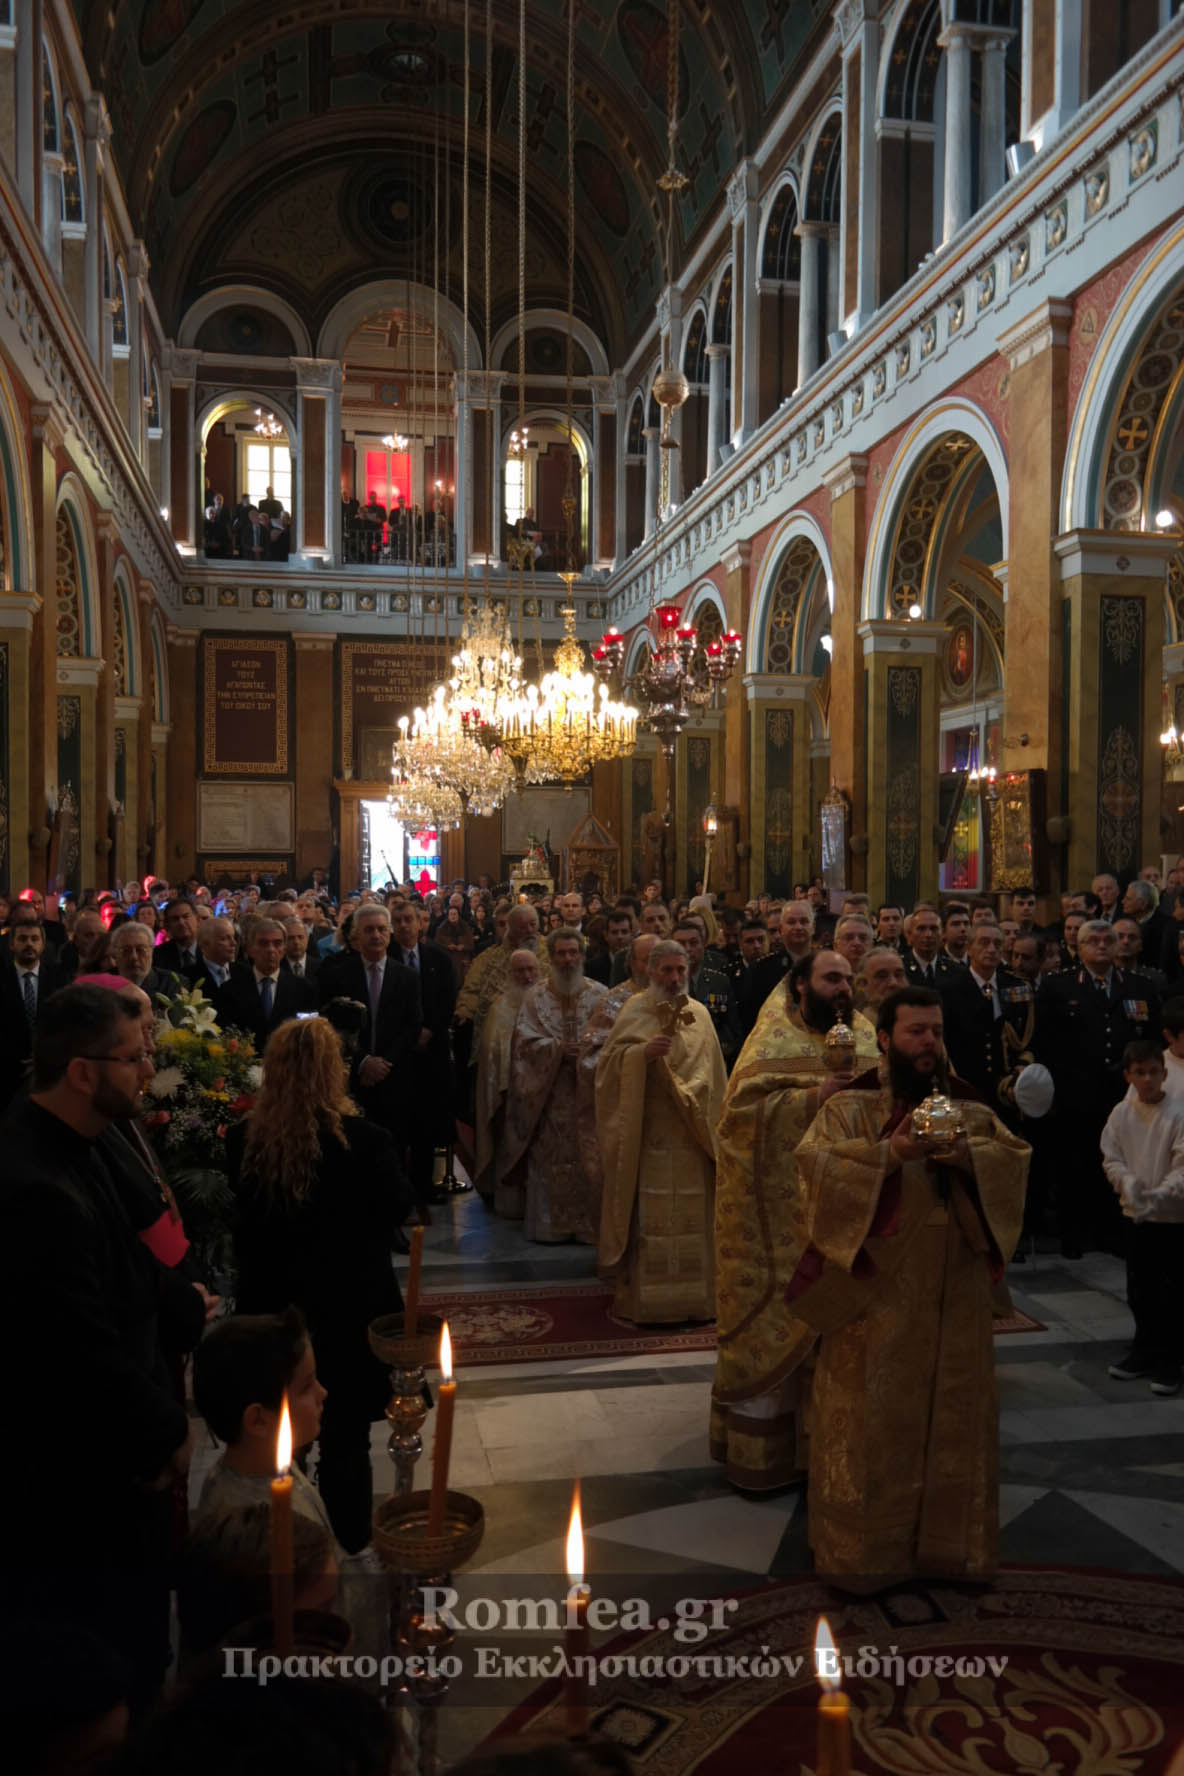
[{"left": 224, "top": 1016, "right": 406, "bottom": 1552}]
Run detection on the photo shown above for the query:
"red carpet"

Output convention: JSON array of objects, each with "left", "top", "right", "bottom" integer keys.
[
  {"left": 422, "top": 1283, "right": 1044, "bottom": 1367},
  {"left": 485, "top": 1567, "right": 1184, "bottom": 1771}
]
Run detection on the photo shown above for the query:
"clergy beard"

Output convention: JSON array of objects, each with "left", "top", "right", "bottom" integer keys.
[
  {"left": 552, "top": 961, "right": 584, "bottom": 994},
  {"left": 801, "top": 986, "right": 852, "bottom": 1032},
  {"left": 886, "top": 1045, "right": 943, "bottom": 1104},
  {"left": 651, "top": 981, "right": 686, "bottom": 1003}
]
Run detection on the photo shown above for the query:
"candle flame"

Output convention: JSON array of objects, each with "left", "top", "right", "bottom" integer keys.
[
  {"left": 566, "top": 1483, "right": 584, "bottom": 1585},
  {"left": 814, "top": 1615, "right": 840, "bottom": 1691},
  {"left": 276, "top": 1394, "right": 292, "bottom": 1475},
  {"left": 440, "top": 1320, "right": 453, "bottom": 1382}
]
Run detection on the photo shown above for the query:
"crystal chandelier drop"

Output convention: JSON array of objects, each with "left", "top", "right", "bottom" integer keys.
[
  {"left": 387, "top": 767, "right": 464, "bottom": 832},
  {"left": 253, "top": 409, "right": 283, "bottom": 437},
  {"left": 493, "top": 597, "right": 639, "bottom": 785},
  {"left": 447, "top": 605, "right": 523, "bottom": 729},
  {"left": 594, "top": 601, "right": 741, "bottom": 816},
  {"left": 393, "top": 690, "right": 517, "bottom": 818}
]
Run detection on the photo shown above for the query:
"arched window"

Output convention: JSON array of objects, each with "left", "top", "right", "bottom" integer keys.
[
  {"left": 761, "top": 184, "right": 801, "bottom": 282},
  {"left": 41, "top": 45, "right": 59, "bottom": 154},
  {"left": 61, "top": 109, "right": 84, "bottom": 226}
]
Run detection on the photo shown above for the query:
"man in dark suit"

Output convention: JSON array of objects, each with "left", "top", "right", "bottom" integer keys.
[
  {"left": 939, "top": 922, "right": 1036, "bottom": 1123},
  {"left": 739, "top": 900, "right": 815, "bottom": 1036},
  {"left": 214, "top": 919, "right": 316, "bottom": 1051},
  {"left": 673, "top": 918, "right": 741, "bottom": 1070},
  {"left": 109, "top": 922, "right": 183, "bottom": 1009},
  {"left": 58, "top": 905, "right": 112, "bottom": 978},
  {"left": 1121, "top": 878, "right": 1168, "bottom": 973},
  {"left": 389, "top": 901, "right": 456, "bottom": 1215},
  {"left": 318, "top": 900, "right": 421, "bottom": 1126},
  {"left": 0, "top": 908, "right": 69, "bottom": 1110},
  {"left": 1035, "top": 918, "right": 1161, "bottom": 1257},
  {"left": 155, "top": 898, "right": 204, "bottom": 984},
  {"left": 280, "top": 916, "right": 320, "bottom": 986}
]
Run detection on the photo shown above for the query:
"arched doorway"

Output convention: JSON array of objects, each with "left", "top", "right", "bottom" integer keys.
[{"left": 199, "top": 394, "right": 297, "bottom": 562}]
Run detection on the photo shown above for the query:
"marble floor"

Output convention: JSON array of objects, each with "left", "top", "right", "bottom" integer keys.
[{"left": 187, "top": 1187, "right": 1184, "bottom": 1763}]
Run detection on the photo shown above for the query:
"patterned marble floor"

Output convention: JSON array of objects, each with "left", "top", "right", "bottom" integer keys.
[{"left": 187, "top": 1189, "right": 1184, "bottom": 1763}]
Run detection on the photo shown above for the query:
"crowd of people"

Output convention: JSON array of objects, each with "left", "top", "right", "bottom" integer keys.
[
  {"left": 2, "top": 858, "right": 1182, "bottom": 1767},
  {"left": 203, "top": 487, "right": 291, "bottom": 561}
]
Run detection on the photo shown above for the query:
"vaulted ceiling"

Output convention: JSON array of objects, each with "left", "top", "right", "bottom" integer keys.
[{"left": 70, "top": 1, "right": 833, "bottom": 363}]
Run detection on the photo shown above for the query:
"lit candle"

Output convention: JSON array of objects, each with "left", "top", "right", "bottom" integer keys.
[
  {"left": 814, "top": 1617, "right": 851, "bottom": 1776},
  {"left": 564, "top": 1483, "right": 590, "bottom": 1736},
  {"left": 270, "top": 1394, "right": 294, "bottom": 1657},
  {"left": 403, "top": 1223, "right": 424, "bottom": 1337},
  {"left": 427, "top": 1322, "right": 456, "bottom": 1537}
]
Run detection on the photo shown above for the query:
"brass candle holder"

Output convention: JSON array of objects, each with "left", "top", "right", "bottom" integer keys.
[
  {"left": 373, "top": 1490, "right": 486, "bottom": 1776},
  {"left": 369, "top": 1312, "right": 445, "bottom": 1497}
]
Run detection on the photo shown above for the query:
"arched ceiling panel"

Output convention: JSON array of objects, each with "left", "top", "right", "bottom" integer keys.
[{"left": 71, "top": 1, "right": 831, "bottom": 359}]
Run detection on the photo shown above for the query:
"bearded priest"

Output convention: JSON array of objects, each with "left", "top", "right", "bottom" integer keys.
[
  {"left": 711, "top": 949, "right": 879, "bottom": 1494},
  {"left": 595, "top": 938, "right": 727, "bottom": 1324},
  {"left": 793, "top": 986, "right": 1028, "bottom": 1584},
  {"left": 473, "top": 948, "right": 541, "bottom": 1217},
  {"left": 503, "top": 927, "right": 607, "bottom": 1243}
]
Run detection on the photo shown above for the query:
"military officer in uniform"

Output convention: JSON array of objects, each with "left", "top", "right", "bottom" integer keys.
[
  {"left": 940, "top": 922, "right": 1037, "bottom": 1128},
  {"left": 673, "top": 917, "right": 742, "bottom": 1070},
  {"left": 902, "top": 904, "right": 960, "bottom": 987},
  {"left": 1035, "top": 918, "right": 1161, "bottom": 1257}
]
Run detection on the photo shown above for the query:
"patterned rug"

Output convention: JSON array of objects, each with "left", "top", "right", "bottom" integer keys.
[
  {"left": 485, "top": 1567, "right": 1184, "bottom": 1772},
  {"left": 422, "top": 1283, "right": 1044, "bottom": 1367}
]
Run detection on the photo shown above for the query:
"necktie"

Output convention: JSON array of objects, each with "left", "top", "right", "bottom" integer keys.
[
  {"left": 21, "top": 971, "right": 36, "bottom": 1029},
  {"left": 292, "top": 960, "right": 302, "bottom": 977},
  {"left": 259, "top": 976, "right": 274, "bottom": 1017},
  {"left": 406, "top": 948, "right": 418, "bottom": 971},
  {"left": 368, "top": 963, "right": 382, "bottom": 1043}
]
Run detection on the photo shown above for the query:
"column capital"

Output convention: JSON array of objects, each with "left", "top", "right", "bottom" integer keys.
[
  {"left": 114, "top": 694, "right": 143, "bottom": 721},
  {"left": 998, "top": 299, "right": 1074, "bottom": 370},
  {"left": 165, "top": 345, "right": 202, "bottom": 382},
  {"left": 127, "top": 240, "right": 150, "bottom": 282},
  {"left": 743, "top": 671, "right": 814, "bottom": 699},
  {"left": 137, "top": 581, "right": 158, "bottom": 609},
  {"left": 795, "top": 219, "right": 837, "bottom": 242},
  {"left": 289, "top": 356, "right": 342, "bottom": 393},
  {"left": 727, "top": 159, "right": 759, "bottom": 221},
  {"left": 96, "top": 512, "right": 120, "bottom": 547},
  {"left": 834, "top": 0, "right": 876, "bottom": 52},
  {"left": 722, "top": 539, "right": 753, "bottom": 576},
  {"left": 166, "top": 625, "right": 199, "bottom": 648},
  {"left": 0, "top": 590, "right": 42, "bottom": 631},
  {"left": 705, "top": 342, "right": 730, "bottom": 361},
  {"left": 30, "top": 402, "right": 67, "bottom": 454},
  {"left": 83, "top": 92, "right": 112, "bottom": 148},
  {"left": 823, "top": 453, "right": 868, "bottom": 500},
  {"left": 292, "top": 631, "right": 335, "bottom": 652},
  {"left": 57, "top": 656, "right": 105, "bottom": 688},
  {"left": 1054, "top": 528, "right": 1179, "bottom": 581},
  {"left": 857, "top": 619, "right": 947, "bottom": 655},
  {"left": 937, "top": 21, "right": 1013, "bottom": 50},
  {"left": 642, "top": 425, "right": 659, "bottom": 441}
]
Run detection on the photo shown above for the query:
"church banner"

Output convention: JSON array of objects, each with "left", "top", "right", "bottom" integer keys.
[
  {"left": 338, "top": 638, "right": 449, "bottom": 780},
  {"left": 202, "top": 636, "right": 291, "bottom": 775}
]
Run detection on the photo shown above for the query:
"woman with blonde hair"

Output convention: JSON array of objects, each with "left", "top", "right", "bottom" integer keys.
[{"left": 225, "top": 1015, "right": 407, "bottom": 1552}]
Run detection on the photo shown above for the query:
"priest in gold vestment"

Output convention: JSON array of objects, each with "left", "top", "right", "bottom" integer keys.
[
  {"left": 455, "top": 903, "right": 548, "bottom": 1051},
  {"left": 473, "top": 948, "right": 540, "bottom": 1215},
  {"left": 577, "top": 934, "right": 658, "bottom": 1208},
  {"left": 793, "top": 987, "right": 1028, "bottom": 1581},
  {"left": 596, "top": 940, "right": 727, "bottom": 1323},
  {"left": 503, "top": 928, "right": 607, "bottom": 1243},
  {"left": 711, "top": 950, "right": 879, "bottom": 1491}
]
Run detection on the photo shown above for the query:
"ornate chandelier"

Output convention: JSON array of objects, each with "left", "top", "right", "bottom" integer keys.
[
  {"left": 253, "top": 409, "right": 283, "bottom": 438},
  {"left": 492, "top": 598, "right": 638, "bottom": 785},
  {"left": 388, "top": 767, "right": 464, "bottom": 832},
  {"left": 448, "top": 604, "right": 523, "bottom": 727},
  {"left": 393, "top": 690, "right": 516, "bottom": 818},
  {"left": 594, "top": 601, "right": 741, "bottom": 815}
]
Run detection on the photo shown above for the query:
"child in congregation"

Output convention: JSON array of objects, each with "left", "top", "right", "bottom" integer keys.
[
  {"left": 189, "top": 1308, "right": 385, "bottom": 1656},
  {"left": 1100, "top": 1039, "right": 1184, "bottom": 1397}
]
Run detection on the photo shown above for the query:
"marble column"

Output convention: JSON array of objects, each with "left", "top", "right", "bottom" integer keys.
[
  {"left": 614, "top": 381, "right": 628, "bottom": 567},
  {"left": 823, "top": 454, "right": 868, "bottom": 889},
  {"left": 705, "top": 343, "right": 728, "bottom": 475},
  {"left": 82, "top": 97, "right": 108, "bottom": 363},
  {"left": 840, "top": 2, "right": 880, "bottom": 328},
  {"left": 126, "top": 243, "right": 149, "bottom": 463},
  {"left": 490, "top": 397, "right": 504, "bottom": 565},
  {"left": 979, "top": 33, "right": 1014, "bottom": 206},
  {"left": 643, "top": 426, "right": 660, "bottom": 537},
  {"left": 722, "top": 541, "right": 751, "bottom": 897},
  {"left": 727, "top": 161, "right": 759, "bottom": 445},
  {"left": 40, "top": 151, "right": 63, "bottom": 276},
  {"left": 0, "top": 591, "right": 39, "bottom": 890},
  {"left": 939, "top": 24, "right": 975, "bottom": 243},
  {"left": 166, "top": 349, "right": 201, "bottom": 551},
  {"left": 795, "top": 223, "right": 827, "bottom": 387},
  {"left": 454, "top": 380, "right": 472, "bottom": 568},
  {"left": 858, "top": 620, "right": 945, "bottom": 907},
  {"left": 14, "top": 0, "right": 41, "bottom": 220}
]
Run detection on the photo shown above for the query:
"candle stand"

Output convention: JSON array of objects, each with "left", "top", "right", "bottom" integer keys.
[
  {"left": 369, "top": 1312, "right": 444, "bottom": 1497},
  {"left": 373, "top": 1489, "right": 486, "bottom": 1776}
]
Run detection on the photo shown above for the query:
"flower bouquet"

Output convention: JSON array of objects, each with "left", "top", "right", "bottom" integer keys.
[{"left": 142, "top": 985, "right": 261, "bottom": 1290}]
